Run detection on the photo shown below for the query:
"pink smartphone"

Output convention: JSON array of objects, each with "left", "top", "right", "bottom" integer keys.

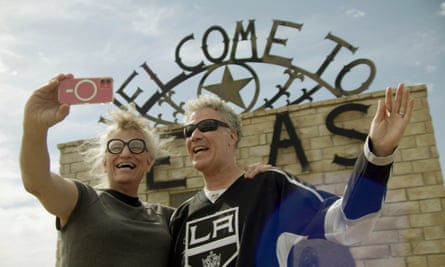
[{"left": 58, "top": 77, "right": 113, "bottom": 104}]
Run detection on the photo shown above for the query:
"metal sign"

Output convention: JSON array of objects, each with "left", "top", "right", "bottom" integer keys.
[{"left": 113, "top": 19, "right": 375, "bottom": 126}]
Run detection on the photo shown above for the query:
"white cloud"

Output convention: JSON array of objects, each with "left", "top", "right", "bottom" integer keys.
[
  {"left": 439, "top": 2, "right": 445, "bottom": 16},
  {"left": 426, "top": 65, "right": 437, "bottom": 73},
  {"left": 0, "top": 204, "right": 57, "bottom": 267},
  {"left": 0, "top": 31, "right": 24, "bottom": 73},
  {"left": 0, "top": 0, "right": 80, "bottom": 23},
  {"left": 345, "top": 8, "right": 366, "bottom": 18},
  {"left": 36, "top": 51, "right": 51, "bottom": 64},
  {"left": 130, "top": 5, "right": 180, "bottom": 37},
  {"left": 0, "top": 60, "right": 8, "bottom": 73}
]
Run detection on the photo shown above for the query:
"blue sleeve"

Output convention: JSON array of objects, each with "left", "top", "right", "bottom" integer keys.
[{"left": 342, "top": 151, "right": 392, "bottom": 219}]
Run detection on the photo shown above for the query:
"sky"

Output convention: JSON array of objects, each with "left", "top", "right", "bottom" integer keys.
[{"left": 1, "top": 0, "right": 444, "bottom": 266}]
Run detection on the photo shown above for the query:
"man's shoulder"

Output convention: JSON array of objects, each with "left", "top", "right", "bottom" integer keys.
[
  {"left": 244, "top": 168, "right": 303, "bottom": 185},
  {"left": 173, "top": 190, "right": 206, "bottom": 213}
]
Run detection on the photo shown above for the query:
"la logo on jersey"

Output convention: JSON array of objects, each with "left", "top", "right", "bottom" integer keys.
[{"left": 185, "top": 207, "right": 239, "bottom": 267}]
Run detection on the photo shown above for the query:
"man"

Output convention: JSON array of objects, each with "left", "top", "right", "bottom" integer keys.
[{"left": 169, "top": 83, "right": 414, "bottom": 267}]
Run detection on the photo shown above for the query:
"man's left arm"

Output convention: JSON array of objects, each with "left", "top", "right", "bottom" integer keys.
[
  {"left": 323, "top": 138, "right": 393, "bottom": 245},
  {"left": 323, "top": 83, "right": 414, "bottom": 245}
]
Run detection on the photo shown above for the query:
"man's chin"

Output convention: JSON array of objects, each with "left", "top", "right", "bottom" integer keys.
[{"left": 192, "top": 160, "right": 208, "bottom": 172}]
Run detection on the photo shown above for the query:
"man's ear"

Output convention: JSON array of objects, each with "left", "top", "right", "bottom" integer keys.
[{"left": 229, "top": 128, "right": 238, "bottom": 146}]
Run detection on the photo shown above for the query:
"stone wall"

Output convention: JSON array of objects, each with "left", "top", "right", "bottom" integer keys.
[{"left": 57, "top": 85, "right": 445, "bottom": 267}]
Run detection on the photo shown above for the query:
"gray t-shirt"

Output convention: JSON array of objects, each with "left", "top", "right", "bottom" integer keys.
[{"left": 57, "top": 181, "right": 173, "bottom": 267}]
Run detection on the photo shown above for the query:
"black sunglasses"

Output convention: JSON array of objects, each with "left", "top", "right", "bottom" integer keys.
[
  {"left": 184, "top": 119, "right": 230, "bottom": 138},
  {"left": 107, "top": 138, "right": 147, "bottom": 154}
]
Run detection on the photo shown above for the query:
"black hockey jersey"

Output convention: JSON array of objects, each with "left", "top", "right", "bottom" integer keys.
[{"left": 169, "top": 148, "right": 392, "bottom": 267}]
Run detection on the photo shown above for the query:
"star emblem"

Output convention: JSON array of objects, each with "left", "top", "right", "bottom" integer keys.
[{"left": 203, "top": 66, "right": 253, "bottom": 109}]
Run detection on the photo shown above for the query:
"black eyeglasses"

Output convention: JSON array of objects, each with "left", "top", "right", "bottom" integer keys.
[
  {"left": 106, "top": 138, "right": 147, "bottom": 154},
  {"left": 183, "top": 119, "right": 230, "bottom": 138}
]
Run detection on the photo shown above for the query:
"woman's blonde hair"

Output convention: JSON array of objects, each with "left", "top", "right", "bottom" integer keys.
[{"left": 80, "top": 104, "right": 167, "bottom": 185}]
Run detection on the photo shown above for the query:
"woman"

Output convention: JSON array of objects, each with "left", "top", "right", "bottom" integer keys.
[{"left": 19, "top": 73, "right": 173, "bottom": 267}]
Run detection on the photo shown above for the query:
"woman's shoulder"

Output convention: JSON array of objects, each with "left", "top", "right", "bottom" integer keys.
[{"left": 143, "top": 202, "right": 175, "bottom": 218}]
